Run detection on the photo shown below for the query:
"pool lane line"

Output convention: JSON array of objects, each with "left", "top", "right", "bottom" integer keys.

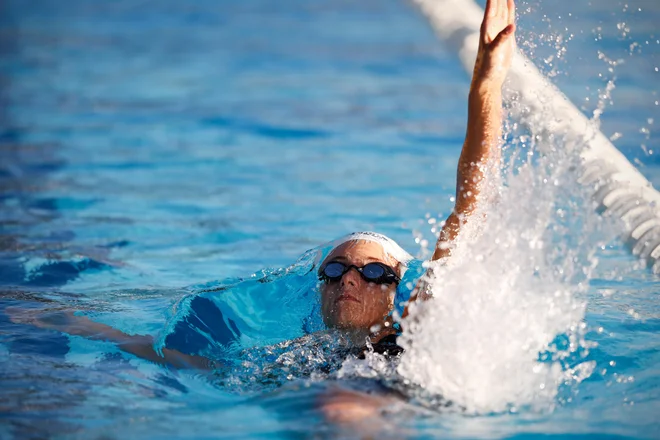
[{"left": 413, "top": 0, "right": 660, "bottom": 273}]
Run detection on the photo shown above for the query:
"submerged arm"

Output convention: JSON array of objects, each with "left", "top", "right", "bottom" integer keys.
[
  {"left": 8, "top": 307, "right": 213, "bottom": 370},
  {"left": 432, "top": 0, "right": 515, "bottom": 261}
]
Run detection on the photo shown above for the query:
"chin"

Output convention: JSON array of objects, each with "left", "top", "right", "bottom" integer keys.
[{"left": 327, "top": 310, "right": 369, "bottom": 331}]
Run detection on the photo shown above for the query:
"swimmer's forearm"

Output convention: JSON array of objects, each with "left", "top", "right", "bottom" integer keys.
[
  {"left": 432, "top": 82, "right": 502, "bottom": 261},
  {"left": 457, "top": 82, "right": 502, "bottom": 214},
  {"left": 116, "top": 335, "right": 213, "bottom": 370},
  {"left": 10, "top": 308, "right": 212, "bottom": 370},
  {"left": 73, "top": 321, "right": 212, "bottom": 369}
]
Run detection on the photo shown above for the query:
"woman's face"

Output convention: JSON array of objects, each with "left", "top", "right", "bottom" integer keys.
[{"left": 319, "top": 240, "right": 399, "bottom": 331}]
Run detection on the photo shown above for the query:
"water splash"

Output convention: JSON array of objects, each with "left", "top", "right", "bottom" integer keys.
[
  {"left": 213, "top": 331, "right": 358, "bottom": 393},
  {"left": 395, "top": 126, "right": 617, "bottom": 413}
]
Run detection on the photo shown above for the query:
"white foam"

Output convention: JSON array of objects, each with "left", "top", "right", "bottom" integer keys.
[{"left": 395, "top": 142, "right": 611, "bottom": 413}]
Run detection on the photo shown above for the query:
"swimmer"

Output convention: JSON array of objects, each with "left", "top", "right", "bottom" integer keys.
[
  {"left": 314, "top": 0, "right": 517, "bottom": 423},
  {"left": 318, "top": 0, "right": 516, "bottom": 344},
  {"left": 8, "top": 0, "right": 516, "bottom": 425}
]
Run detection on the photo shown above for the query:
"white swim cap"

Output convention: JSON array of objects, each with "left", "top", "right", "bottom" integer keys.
[{"left": 323, "top": 231, "right": 414, "bottom": 266}]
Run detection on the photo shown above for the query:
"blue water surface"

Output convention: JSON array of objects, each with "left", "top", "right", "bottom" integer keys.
[{"left": 1, "top": 0, "right": 659, "bottom": 438}]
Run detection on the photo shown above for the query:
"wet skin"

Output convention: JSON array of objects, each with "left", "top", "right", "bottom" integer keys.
[{"left": 319, "top": 240, "right": 400, "bottom": 336}]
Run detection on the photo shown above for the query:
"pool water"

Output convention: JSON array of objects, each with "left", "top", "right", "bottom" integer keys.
[{"left": 1, "top": 0, "right": 659, "bottom": 438}]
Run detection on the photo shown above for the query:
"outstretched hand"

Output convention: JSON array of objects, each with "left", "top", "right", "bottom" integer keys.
[{"left": 473, "top": 0, "right": 516, "bottom": 88}]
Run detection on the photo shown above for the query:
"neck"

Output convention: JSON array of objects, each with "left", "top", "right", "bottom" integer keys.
[
  {"left": 335, "top": 325, "right": 397, "bottom": 346},
  {"left": 340, "top": 327, "right": 372, "bottom": 345}
]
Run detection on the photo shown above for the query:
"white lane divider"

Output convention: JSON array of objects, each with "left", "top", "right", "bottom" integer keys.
[{"left": 413, "top": 0, "right": 660, "bottom": 273}]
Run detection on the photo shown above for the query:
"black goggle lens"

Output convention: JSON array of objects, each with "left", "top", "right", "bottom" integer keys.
[
  {"left": 323, "top": 262, "right": 347, "bottom": 279},
  {"left": 361, "top": 263, "right": 385, "bottom": 279},
  {"left": 320, "top": 262, "right": 398, "bottom": 285}
]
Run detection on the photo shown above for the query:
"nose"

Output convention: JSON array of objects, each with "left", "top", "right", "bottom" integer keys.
[{"left": 340, "top": 266, "right": 361, "bottom": 287}]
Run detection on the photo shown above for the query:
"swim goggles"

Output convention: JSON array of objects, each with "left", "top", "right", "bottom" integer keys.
[{"left": 319, "top": 261, "right": 400, "bottom": 285}]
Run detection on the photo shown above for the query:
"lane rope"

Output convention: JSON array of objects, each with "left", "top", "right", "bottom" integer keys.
[{"left": 413, "top": 0, "right": 660, "bottom": 273}]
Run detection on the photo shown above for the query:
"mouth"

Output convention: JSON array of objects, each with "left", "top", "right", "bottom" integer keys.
[{"left": 335, "top": 293, "right": 360, "bottom": 304}]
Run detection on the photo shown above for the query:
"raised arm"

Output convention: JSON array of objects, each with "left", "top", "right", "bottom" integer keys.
[{"left": 432, "top": 0, "right": 516, "bottom": 261}]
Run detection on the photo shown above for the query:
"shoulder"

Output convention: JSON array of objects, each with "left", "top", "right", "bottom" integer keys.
[{"left": 364, "top": 333, "right": 403, "bottom": 358}]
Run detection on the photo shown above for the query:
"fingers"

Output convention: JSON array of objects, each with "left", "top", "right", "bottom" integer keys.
[
  {"left": 482, "top": 0, "right": 516, "bottom": 44},
  {"left": 485, "top": 0, "right": 496, "bottom": 17},
  {"left": 483, "top": 0, "right": 514, "bottom": 27},
  {"left": 508, "top": 0, "right": 516, "bottom": 24}
]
